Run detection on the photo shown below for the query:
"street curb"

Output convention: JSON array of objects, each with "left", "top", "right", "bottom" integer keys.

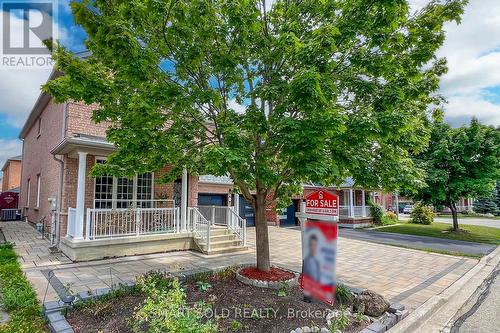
[{"left": 388, "top": 246, "right": 500, "bottom": 333}]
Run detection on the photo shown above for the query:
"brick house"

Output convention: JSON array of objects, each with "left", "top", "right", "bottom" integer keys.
[
  {"left": 19, "top": 71, "right": 248, "bottom": 261},
  {"left": 1, "top": 155, "right": 22, "bottom": 192}
]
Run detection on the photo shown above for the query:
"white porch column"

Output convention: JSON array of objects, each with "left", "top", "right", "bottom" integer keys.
[
  {"left": 361, "top": 190, "right": 366, "bottom": 217},
  {"left": 180, "top": 168, "right": 188, "bottom": 231},
  {"left": 75, "top": 152, "right": 88, "bottom": 240},
  {"left": 349, "top": 189, "right": 355, "bottom": 218}
]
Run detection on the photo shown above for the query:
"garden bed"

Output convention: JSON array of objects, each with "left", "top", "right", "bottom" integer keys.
[{"left": 66, "top": 268, "right": 370, "bottom": 333}]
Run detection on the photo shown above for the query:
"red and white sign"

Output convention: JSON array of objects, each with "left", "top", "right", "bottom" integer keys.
[
  {"left": 305, "top": 189, "right": 339, "bottom": 217},
  {"left": 300, "top": 220, "right": 338, "bottom": 305}
]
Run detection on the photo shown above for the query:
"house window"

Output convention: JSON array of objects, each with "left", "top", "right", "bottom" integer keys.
[
  {"left": 36, "top": 174, "right": 41, "bottom": 207},
  {"left": 27, "top": 179, "right": 31, "bottom": 207},
  {"left": 93, "top": 158, "right": 153, "bottom": 209},
  {"left": 137, "top": 173, "right": 153, "bottom": 208}
]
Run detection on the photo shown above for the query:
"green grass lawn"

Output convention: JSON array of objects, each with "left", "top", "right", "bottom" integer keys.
[
  {"left": 436, "top": 213, "right": 500, "bottom": 220},
  {"left": 376, "top": 222, "right": 500, "bottom": 245},
  {"left": 0, "top": 242, "right": 47, "bottom": 333}
]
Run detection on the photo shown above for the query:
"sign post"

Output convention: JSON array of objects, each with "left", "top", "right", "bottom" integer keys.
[{"left": 297, "top": 189, "right": 339, "bottom": 305}]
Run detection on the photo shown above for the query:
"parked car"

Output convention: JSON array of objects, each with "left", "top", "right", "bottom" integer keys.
[{"left": 403, "top": 205, "right": 413, "bottom": 214}]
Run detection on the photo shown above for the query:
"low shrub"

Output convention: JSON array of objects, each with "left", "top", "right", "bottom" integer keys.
[
  {"left": 132, "top": 275, "right": 217, "bottom": 333},
  {"left": 410, "top": 202, "right": 435, "bottom": 225},
  {"left": 369, "top": 203, "right": 383, "bottom": 225},
  {"left": 385, "top": 211, "right": 398, "bottom": 221},
  {"left": 335, "top": 284, "right": 353, "bottom": 306}
]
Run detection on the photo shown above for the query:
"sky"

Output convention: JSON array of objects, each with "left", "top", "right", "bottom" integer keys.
[{"left": 0, "top": 0, "right": 499, "bottom": 171}]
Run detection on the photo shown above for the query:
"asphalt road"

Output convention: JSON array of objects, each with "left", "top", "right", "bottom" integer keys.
[
  {"left": 452, "top": 265, "right": 500, "bottom": 333},
  {"left": 337, "top": 228, "right": 496, "bottom": 256},
  {"left": 400, "top": 215, "right": 500, "bottom": 229}
]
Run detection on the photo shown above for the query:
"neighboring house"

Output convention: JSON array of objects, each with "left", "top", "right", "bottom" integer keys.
[
  {"left": 1, "top": 155, "right": 22, "bottom": 192},
  {"left": 273, "top": 178, "right": 399, "bottom": 228},
  {"left": 19, "top": 70, "right": 245, "bottom": 261}
]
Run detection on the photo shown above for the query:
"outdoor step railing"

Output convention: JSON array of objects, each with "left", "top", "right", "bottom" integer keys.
[
  {"left": 198, "top": 205, "right": 231, "bottom": 226},
  {"left": 85, "top": 207, "right": 178, "bottom": 240},
  {"left": 189, "top": 207, "right": 211, "bottom": 251},
  {"left": 228, "top": 207, "right": 246, "bottom": 246}
]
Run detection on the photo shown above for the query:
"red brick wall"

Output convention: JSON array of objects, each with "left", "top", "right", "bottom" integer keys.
[
  {"left": 66, "top": 102, "right": 111, "bottom": 138},
  {"left": 20, "top": 98, "right": 64, "bottom": 231},
  {"left": 1, "top": 160, "right": 22, "bottom": 192}
]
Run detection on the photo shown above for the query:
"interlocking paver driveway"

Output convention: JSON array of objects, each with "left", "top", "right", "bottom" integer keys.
[{"left": 1, "top": 221, "right": 478, "bottom": 311}]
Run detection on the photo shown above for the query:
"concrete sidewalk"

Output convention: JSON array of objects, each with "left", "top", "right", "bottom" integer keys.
[{"left": 1, "top": 221, "right": 479, "bottom": 313}]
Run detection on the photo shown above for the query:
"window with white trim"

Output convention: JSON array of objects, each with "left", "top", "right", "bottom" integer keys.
[
  {"left": 36, "top": 174, "right": 41, "bottom": 208},
  {"left": 93, "top": 158, "right": 153, "bottom": 209},
  {"left": 27, "top": 179, "right": 31, "bottom": 207}
]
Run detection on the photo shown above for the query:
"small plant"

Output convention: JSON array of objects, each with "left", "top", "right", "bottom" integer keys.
[
  {"left": 335, "top": 283, "right": 353, "bottom": 305},
  {"left": 355, "top": 303, "right": 367, "bottom": 322},
  {"left": 369, "top": 202, "right": 383, "bottom": 225},
  {"left": 329, "top": 306, "right": 350, "bottom": 332},
  {"left": 230, "top": 320, "right": 243, "bottom": 331},
  {"left": 277, "top": 281, "right": 289, "bottom": 297},
  {"left": 196, "top": 281, "right": 213, "bottom": 292},
  {"left": 385, "top": 211, "right": 398, "bottom": 221},
  {"left": 411, "top": 202, "right": 435, "bottom": 225}
]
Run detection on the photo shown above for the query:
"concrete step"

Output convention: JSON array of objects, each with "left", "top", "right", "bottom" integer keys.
[
  {"left": 196, "top": 233, "right": 237, "bottom": 242},
  {"left": 197, "top": 239, "right": 242, "bottom": 250},
  {"left": 203, "top": 246, "right": 249, "bottom": 255}
]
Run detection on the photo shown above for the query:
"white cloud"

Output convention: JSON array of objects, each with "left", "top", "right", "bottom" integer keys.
[
  {"left": 436, "top": 0, "right": 500, "bottom": 126},
  {"left": 0, "top": 139, "right": 22, "bottom": 172}
]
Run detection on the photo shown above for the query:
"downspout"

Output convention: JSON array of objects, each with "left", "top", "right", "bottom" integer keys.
[{"left": 52, "top": 102, "right": 68, "bottom": 248}]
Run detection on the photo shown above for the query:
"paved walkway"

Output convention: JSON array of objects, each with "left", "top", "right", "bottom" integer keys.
[
  {"left": 1, "top": 221, "right": 479, "bottom": 312},
  {"left": 338, "top": 228, "right": 496, "bottom": 256}
]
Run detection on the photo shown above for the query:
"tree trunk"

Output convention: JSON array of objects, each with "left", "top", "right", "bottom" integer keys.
[
  {"left": 450, "top": 201, "right": 459, "bottom": 232},
  {"left": 254, "top": 192, "right": 271, "bottom": 272}
]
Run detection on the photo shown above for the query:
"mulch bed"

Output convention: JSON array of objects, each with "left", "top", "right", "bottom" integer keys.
[
  {"left": 67, "top": 274, "right": 368, "bottom": 333},
  {"left": 239, "top": 266, "right": 295, "bottom": 281}
]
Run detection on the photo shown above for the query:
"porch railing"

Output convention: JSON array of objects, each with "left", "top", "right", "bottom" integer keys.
[
  {"left": 67, "top": 207, "right": 76, "bottom": 238},
  {"left": 228, "top": 207, "right": 246, "bottom": 246},
  {"left": 198, "top": 205, "right": 231, "bottom": 225},
  {"left": 0, "top": 209, "right": 21, "bottom": 221},
  {"left": 85, "top": 207, "right": 179, "bottom": 240},
  {"left": 93, "top": 199, "right": 175, "bottom": 209},
  {"left": 189, "top": 207, "right": 211, "bottom": 251},
  {"left": 339, "top": 205, "right": 371, "bottom": 217}
]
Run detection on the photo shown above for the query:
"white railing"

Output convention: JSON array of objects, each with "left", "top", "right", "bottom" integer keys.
[
  {"left": 189, "top": 207, "right": 211, "bottom": 251},
  {"left": 67, "top": 207, "right": 76, "bottom": 237},
  {"left": 198, "top": 205, "right": 230, "bottom": 225},
  {"left": 85, "top": 207, "right": 178, "bottom": 240},
  {"left": 339, "top": 205, "right": 370, "bottom": 217},
  {"left": 228, "top": 207, "right": 246, "bottom": 246},
  {"left": 93, "top": 199, "right": 175, "bottom": 209}
]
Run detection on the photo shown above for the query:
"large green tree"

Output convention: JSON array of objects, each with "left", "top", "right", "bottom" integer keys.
[
  {"left": 45, "top": 0, "right": 465, "bottom": 271},
  {"left": 412, "top": 117, "right": 500, "bottom": 231}
]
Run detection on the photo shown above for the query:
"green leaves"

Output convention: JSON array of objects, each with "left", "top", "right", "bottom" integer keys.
[{"left": 45, "top": 0, "right": 466, "bottom": 206}]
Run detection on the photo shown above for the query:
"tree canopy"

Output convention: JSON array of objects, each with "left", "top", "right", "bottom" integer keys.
[
  {"left": 45, "top": 0, "right": 466, "bottom": 270},
  {"left": 412, "top": 117, "right": 500, "bottom": 230}
]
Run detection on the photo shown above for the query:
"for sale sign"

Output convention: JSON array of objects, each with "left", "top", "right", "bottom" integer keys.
[
  {"left": 305, "top": 189, "right": 339, "bottom": 217},
  {"left": 300, "top": 220, "right": 338, "bottom": 305}
]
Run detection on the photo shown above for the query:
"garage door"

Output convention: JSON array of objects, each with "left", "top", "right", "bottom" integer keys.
[
  {"left": 280, "top": 202, "right": 297, "bottom": 226},
  {"left": 198, "top": 194, "right": 227, "bottom": 206},
  {"left": 239, "top": 197, "right": 255, "bottom": 227}
]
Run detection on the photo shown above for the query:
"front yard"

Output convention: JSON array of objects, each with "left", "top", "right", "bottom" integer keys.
[
  {"left": 66, "top": 268, "right": 374, "bottom": 333},
  {"left": 376, "top": 222, "right": 500, "bottom": 245}
]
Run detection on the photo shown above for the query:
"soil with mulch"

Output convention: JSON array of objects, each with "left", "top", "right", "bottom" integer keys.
[
  {"left": 67, "top": 275, "right": 368, "bottom": 333},
  {"left": 239, "top": 266, "right": 295, "bottom": 281}
]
